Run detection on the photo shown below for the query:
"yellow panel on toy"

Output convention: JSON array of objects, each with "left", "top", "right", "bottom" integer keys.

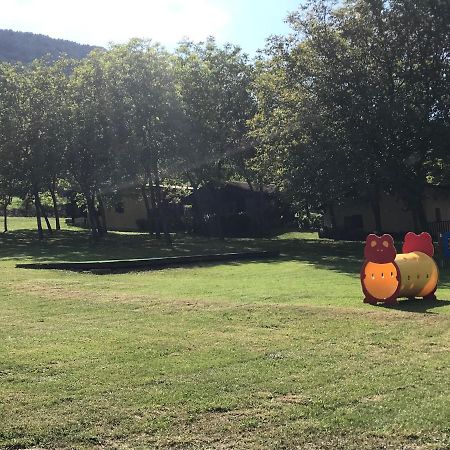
[
  {"left": 360, "top": 232, "right": 439, "bottom": 305},
  {"left": 395, "top": 251, "right": 438, "bottom": 298}
]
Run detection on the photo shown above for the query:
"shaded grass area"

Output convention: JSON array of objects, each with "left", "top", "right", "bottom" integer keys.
[
  {"left": 0, "top": 218, "right": 372, "bottom": 277},
  {"left": 1, "top": 217, "right": 450, "bottom": 449}
]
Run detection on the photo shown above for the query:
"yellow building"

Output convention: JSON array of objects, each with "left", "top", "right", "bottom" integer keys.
[
  {"left": 103, "top": 186, "right": 189, "bottom": 232},
  {"left": 322, "top": 185, "right": 450, "bottom": 239},
  {"left": 104, "top": 194, "right": 148, "bottom": 231}
]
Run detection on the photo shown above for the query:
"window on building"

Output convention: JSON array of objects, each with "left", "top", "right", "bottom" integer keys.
[
  {"left": 115, "top": 202, "right": 125, "bottom": 214},
  {"left": 344, "top": 214, "right": 364, "bottom": 229}
]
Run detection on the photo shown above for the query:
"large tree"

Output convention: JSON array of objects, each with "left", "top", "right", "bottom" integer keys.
[
  {"left": 175, "top": 38, "right": 256, "bottom": 233},
  {"left": 102, "top": 40, "right": 182, "bottom": 243},
  {"left": 0, "top": 63, "right": 21, "bottom": 232},
  {"left": 66, "top": 50, "right": 115, "bottom": 240},
  {"left": 252, "top": 0, "right": 450, "bottom": 231}
]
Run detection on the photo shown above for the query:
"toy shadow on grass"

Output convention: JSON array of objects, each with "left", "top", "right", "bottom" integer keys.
[{"left": 377, "top": 297, "right": 450, "bottom": 314}]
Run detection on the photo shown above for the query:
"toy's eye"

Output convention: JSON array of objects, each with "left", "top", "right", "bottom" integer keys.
[
  {"left": 382, "top": 241, "right": 389, "bottom": 248},
  {"left": 371, "top": 240, "right": 377, "bottom": 247}
]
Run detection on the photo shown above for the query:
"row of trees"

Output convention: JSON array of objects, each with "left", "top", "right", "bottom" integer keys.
[
  {"left": 252, "top": 0, "right": 449, "bottom": 231},
  {"left": 1, "top": 0, "right": 449, "bottom": 241},
  {"left": 0, "top": 38, "right": 256, "bottom": 240}
]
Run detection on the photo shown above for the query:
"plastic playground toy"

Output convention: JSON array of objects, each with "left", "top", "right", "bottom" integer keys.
[{"left": 361, "top": 232, "right": 438, "bottom": 305}]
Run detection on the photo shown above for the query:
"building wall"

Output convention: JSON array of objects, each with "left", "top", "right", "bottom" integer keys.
[
  {"left": 324, "top": 187, "right": 450, "bottom": 235},
  {"left": 378, "top": 192, "right": 415, "bottom": 232},
  {"left": 424, "top": 189, "right": 450, "bottom": 222},
  {"left": 329, "top": 198, "right": 375, "bottom": 230},
  {"left": 330, "top": 192, "right": 415, "bottom": 233},
  {"left": 104, "top": 196, "right": 147, "bottom": 231}
]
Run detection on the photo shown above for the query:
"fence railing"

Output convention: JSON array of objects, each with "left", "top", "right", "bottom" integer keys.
[
  {"left": 428, "top": 220, "right": 450, "bottom": 241},
  {"left": 428, "top": 221, "right": 450, "bottom": 269}
]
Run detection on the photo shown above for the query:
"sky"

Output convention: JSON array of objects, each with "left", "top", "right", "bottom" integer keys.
[{"left": 1, "top": 0, "right": 302, "bottom": 55}]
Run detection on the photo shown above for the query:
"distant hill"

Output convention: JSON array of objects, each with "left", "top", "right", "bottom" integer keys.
[{"left": 0, "top": 29, "right": 98, "bottom": 64}]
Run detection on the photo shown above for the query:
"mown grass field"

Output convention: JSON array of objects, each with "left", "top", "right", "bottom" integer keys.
[{"left": 1, "top": 218, "right": 449, "bottom": 450}]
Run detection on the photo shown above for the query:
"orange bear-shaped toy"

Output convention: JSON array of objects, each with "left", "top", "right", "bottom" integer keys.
[{"left": 361, "top": 232, "right": 438, "bottom": 305}]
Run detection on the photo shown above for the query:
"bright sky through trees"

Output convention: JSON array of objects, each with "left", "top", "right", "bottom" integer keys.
[{"left": 2, "top": 0, "right": 301, "bottom": 54}]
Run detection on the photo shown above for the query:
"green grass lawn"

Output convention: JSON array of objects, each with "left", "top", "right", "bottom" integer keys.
[{"left": 1, "top": 218, "right": 449, "bottom": 449}]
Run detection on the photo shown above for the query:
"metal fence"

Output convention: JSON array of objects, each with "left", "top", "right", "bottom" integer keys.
[
  {"left": 428, "top": 220, "right": 450, "bottom": 241},
  {"left": 428, "top": 221, "right": 450, "bottom": 269}
]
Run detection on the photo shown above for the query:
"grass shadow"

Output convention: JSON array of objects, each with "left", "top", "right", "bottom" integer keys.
[
  {"left": 273, "top": 237, "right": 363, "bottom": 276},
  {"left": 274, "top": 237, "right": 450, "bottom": 281},
  {"left": 377, "top": 298, "right": 450, "bottom": 314},
  {"left": 0, "top": 228, "right": 263, "bottom": 262},
  {"left": 2, "top": 226, "right": 449, "bottom": 283}
]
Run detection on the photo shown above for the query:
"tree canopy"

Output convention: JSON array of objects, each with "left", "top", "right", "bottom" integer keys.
[
  {"left": 0, "top": 0, "right": 448, "bottom": 239},
  {"left": 251, "top": 0, "right": 450, "bottom": 230}
]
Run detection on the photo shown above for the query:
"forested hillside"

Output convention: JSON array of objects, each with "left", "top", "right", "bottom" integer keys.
[{"left": 0, "top": 29, "right": 97, "bottom": 63}]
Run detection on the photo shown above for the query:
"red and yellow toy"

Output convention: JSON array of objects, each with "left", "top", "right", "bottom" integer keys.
[{"left": 361, "top": 232, "right": 438, "bottom": 305}]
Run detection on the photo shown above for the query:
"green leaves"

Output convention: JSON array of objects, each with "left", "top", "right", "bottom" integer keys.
[
  {"left": 174, "top": 38, "right": 256, "bottom": 186},
  {"left": 251, "top": 0, "right": 450, "bottom": 222}
]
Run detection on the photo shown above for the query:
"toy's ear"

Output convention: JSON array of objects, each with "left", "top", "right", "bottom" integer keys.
[
  {"left": 402, "top": 232, "right": 434, "bottom": 257},
  {"left": 380, "top": 234, "right": 395, "bottom": 249},
  {"left": 365, "top": 234, "right": 379, "bottom": 245}
]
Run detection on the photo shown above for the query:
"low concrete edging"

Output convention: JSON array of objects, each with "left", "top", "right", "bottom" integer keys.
[{"left": 16, "top": 250, "right": 280, "bottom": 272}]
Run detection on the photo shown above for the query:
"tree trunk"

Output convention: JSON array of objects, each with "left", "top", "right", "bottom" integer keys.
[
  {"left": 154, "top": 173, "right": 172, "bottom": 246},
  {"left": 141, "top": 184, "right": 154, "bottom": 235},
  {"left": 85, "top": 193, "right": 99, "bottom": 241},
  {"left": 305, "top": 204, "right": 311, "bottom": 221},
  {"left": 329, "top": 203, "right": 337, "bottom": 230},
  {"left": 69, "top": 196, "right": 76, "bottom": 225},
  {"left": 407, "top": 195, "right": 427, "bottom": 233},
  {"left": 159, "top": 196, "right": 173, "bottom": 246},
  {"left": 50, "top": 187, "right": 61, "bottom": 231},
  {"left": 24, "top": 198, "right": 31, "bottom": 217},
  {"left": 370, "top": 198, "right": 383, "bottom": 233},
  {"left": 36, "top": 192, "right": 53, "bottom": 234},
  {"left": 187, "top": 175, "right": 202, "bottom": 234},
  {"left": 3, "top": 204, "right": 7, "bottom": 233},
  {"left": 34, "top": 191, "right": 44, "bottom": 240},
  {"left": 416, "top": 201, "right": 428, "bottom": 232},
  {"left": 40, "top": 204, "right": 53, "bottom": 235},
  {"left": 411, "top": 209, "right": 419, "bottom": 233},
  {"left": 97, "top": 193, "right": 108, "bottom": 235},
  {"left": 257, "top": 184, "right": 265, "bottom": 236},
  {"left": 212, "top": 185, "right": 224, "bottom": 240},
  {"left": 191, "top": 187, "right": 201, "bottom": 234},
  {"left": 148, "top": 176, "right": 161, "bottom": 239}
]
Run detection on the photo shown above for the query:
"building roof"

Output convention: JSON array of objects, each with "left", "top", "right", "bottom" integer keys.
[{"left": 225, "top": 181, "right": 277, "bottom": 194}]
